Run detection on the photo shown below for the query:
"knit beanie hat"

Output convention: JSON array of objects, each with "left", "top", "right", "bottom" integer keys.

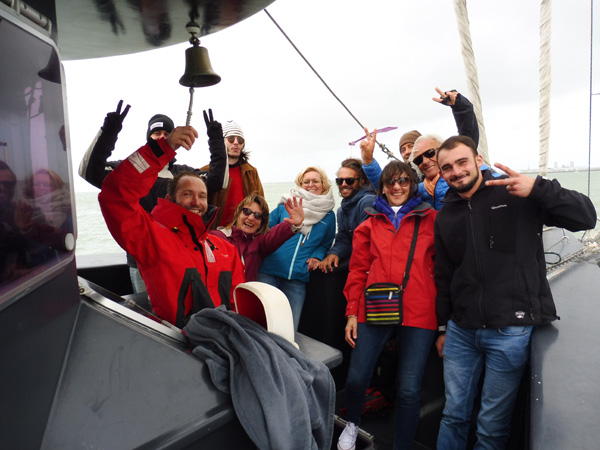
[
  {"left": 222, "top": 120, "right": 244, "bottom": 139},
  {"left": 399, "top": 130, "right": 421, "bottom": 149},
  {"left": 147, "top": 114, "right": 174, "bottom": 140}
]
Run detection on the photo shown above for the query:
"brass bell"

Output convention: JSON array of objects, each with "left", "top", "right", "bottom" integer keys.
[
  {"left": 179, "top": 44, "right": 221, "bottom": 87},
  {"left": 179, "top": 20, "right": 220, "bottom": 88}
]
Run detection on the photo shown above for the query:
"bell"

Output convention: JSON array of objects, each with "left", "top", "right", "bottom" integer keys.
[{"left": 179, "top": 44, "right": 221, "bottom": 88}]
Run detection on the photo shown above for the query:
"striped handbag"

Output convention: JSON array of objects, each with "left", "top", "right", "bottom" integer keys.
[{"left": 364, "top": 216, "right": 421, "bottom": 326}]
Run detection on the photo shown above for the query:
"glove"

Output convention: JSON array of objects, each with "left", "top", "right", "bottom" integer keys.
[
  {"left": 101, "top": 100, "right": 131, "bottom": 135},
  {"left": 203, "top": 108, "right": 223, "bottom": 141}
]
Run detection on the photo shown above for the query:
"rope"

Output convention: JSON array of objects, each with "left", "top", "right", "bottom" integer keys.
[
  {"left": 452, "top": 0, "right": 490, "bottom": 166},
  {"left": 538, "top": 0, "right": 552, "bottom": 176},
  {"left": 264, "top": 9, "right": 398, "bottom": 161}
]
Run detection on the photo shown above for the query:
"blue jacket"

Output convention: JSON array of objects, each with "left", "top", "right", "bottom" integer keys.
[
  {"left": 326, "top": 187, "right": 375, "bottom": 261},
  {"left": 416, "top": 177, "right": 449, "bottom": 210},
  {"left": 259, "top": 204, "right": 336, "bottom": 283}
]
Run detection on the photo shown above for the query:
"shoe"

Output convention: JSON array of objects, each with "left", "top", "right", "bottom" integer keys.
[
  {"left": 337, "top": 422, "right": 358, "bottom": 450},
  {"left": 361, "top": 388, "right": 393, "bottom": 416}
]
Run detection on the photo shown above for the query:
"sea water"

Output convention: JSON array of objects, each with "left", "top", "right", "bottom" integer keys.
[{"left": 74, "top": 172, "right": 600, "bottom": 257}]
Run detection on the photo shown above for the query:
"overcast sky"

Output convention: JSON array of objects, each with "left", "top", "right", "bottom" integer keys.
[{"left": 63, "top": 0, "right": 600, "bottom": 192}]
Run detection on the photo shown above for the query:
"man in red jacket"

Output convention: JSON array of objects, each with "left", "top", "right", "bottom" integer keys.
[{"left": 99, "top": 120, "right": 245, "bottom": 328}]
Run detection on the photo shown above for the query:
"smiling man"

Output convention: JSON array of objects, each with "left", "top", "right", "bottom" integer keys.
[
  {"left": 409, "top": 134, "right": 448, "bottom": 210},
  {"left": 319, "top": 158, "right": 375, "bottom": 272},
  {"left": 433, "top": 135, "right": 597, "bottom": 449},
  {"left": 99, "top": 124, "right": 245, "bottom": 328}
]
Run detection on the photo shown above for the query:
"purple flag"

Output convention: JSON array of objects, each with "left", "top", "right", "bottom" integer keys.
[{"left": 348, "top": 126, "right": 398, "bottom": 146}]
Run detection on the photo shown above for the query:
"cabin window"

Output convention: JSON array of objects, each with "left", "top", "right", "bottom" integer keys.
[{"left": 0, "top": 15, "right": 74, "bottom": 306}]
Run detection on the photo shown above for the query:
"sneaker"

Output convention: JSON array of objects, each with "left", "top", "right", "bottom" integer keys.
[
  {"left": 337, "top": 422, "right": 358, "bottom": 450},
  {"left": 361, "top": 388, "right": 393, "bottom": 416}
]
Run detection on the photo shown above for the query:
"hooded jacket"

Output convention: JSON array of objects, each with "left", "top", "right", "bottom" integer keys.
[
  {"left": 98, "top": 139, "right": 245, "bottom": 328},
  {"left": 79, "top": 122, "right": 228, "bottom": 268},
  {"left": 344, "top": 199, "right": 438, "bottom": 329},
  {"left": 434, "top": 170, "right": 597, "bottom": 329},
  {"left": 326, "top": 186, "right": 376, "bottom": 261}
]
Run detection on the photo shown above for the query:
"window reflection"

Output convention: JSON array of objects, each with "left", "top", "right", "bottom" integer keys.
[{"left": 0, "top": 18, "right": 74, "bottom": 300}]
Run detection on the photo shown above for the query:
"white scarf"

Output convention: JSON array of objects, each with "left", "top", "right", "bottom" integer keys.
[
  {"left": 279, "top": 187, "right": 335, "bottom": 235},
  {"left": 26, "top": 188, "right": 71, "bottom": 228}
]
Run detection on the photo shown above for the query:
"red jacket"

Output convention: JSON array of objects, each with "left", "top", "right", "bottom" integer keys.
[
  {"left": 344, "top": 202, "right": 438, "bottom": 330},
  {"left": 98, "top": 139, "right": 245, "bottom": 328}
]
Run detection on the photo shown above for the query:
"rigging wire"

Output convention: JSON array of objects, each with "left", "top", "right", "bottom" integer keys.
[{"left": 263, "top": 9, "right": 398, "bottom": 161}]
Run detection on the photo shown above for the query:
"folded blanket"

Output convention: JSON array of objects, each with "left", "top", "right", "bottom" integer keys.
[{"left": 183, "top": 306, "right": 335, "bottom": 450}]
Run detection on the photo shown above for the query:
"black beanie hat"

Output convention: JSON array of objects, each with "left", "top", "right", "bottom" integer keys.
[{"left": 146, "top": 114, "right": 174, "bottom": 140}]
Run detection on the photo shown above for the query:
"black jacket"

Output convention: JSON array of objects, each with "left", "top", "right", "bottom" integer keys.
[{"left": 434, "top": 170, "right": 597, "bottom": 329}]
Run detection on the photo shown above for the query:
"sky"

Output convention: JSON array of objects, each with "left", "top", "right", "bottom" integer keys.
[{"left": 63, "top": 0, "right": 600, "bottom": 192}]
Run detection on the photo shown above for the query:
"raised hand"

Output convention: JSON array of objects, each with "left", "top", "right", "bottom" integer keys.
[
  {"left": 432, "top": 87, "right": 458, "bottom": 106},
  {"left": 485, "top": 163, "right": 535, "bottom": 197},
  {"left": 102, "top": 100, "right": 131, "bottom": 135},
  {"left": 283, "top": 196, "right": 304, "bottom": 227},
  {"left": 360, "top": 127, "right": 377, "bottom": 165},
  {"left": 203, "top": 108, "right": 223, "bottom": 141},
  {"left": 166, "top": 126, "right": 198, "bottom": 151}
]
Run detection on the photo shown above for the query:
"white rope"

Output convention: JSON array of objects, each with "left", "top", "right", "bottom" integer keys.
[
  {"left": 452, "top": 0, "right": 490, "bottom": 166},
  {"left": 538, "top": 0, "right": 552, "bottom": 176}
]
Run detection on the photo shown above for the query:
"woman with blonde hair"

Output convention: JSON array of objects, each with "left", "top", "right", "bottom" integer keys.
[
  {"left": 258, "top": 166, "right": 336, "bottom": 329},
  {"left": 210, "top": 193, "right": 304, "bottom": 282}
]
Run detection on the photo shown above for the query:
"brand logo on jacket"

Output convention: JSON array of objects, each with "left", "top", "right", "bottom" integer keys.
[
  {"left": 515, "top": 311, "right": 525, "bottom": 319},
  {"left": 491, "top": 204, "right": 508, "bottom": 210}
]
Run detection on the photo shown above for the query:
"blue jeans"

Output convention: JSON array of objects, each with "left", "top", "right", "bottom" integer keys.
[
  {"left": 129, "top": 267, "right": 147, "bottom": 294},
  {"left": 256, "top": 273, "right": 306, "bottom": 330},
  {"left": 437, "top": 320, "right": 532, "bottom": 450},
  {"left": 345, "top": 323, "right": 436, "bottom": 450}
]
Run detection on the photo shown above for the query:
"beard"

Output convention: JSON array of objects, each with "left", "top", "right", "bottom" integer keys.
[{"left": 450, "top": 170, "right": 480, "bottom": 193}]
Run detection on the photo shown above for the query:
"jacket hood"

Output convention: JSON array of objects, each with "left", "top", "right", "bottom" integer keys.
[
  {"left": 341, "top": 186, "right": 376, "bottom": 211},
  {"left": 152, "top": 198, "right": 215, "bottom": 240}
]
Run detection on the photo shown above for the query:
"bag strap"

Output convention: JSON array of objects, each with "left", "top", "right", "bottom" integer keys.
[{"left": 399, "top": 216, "right": 421, "bottom": 291}]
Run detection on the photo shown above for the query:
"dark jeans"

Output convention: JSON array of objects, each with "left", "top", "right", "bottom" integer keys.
[{"left": 345, "top": 323, "right": 436, "bottom": 450}]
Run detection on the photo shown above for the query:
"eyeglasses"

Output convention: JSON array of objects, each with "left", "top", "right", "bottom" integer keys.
[
  {"left": 384, "top": 177, "right": 410, "bottom": 187},
  {"left": 226, "top": 135, "right": 245, "bottom": 145},
  {"left": 241, "top": 207, "right": 263, "bottom": 220},
  {"left": 302, "top": 179, "right": 322, "bottom": 186},
  {"left": 413, "top": 148, "right": 437, "bottom": 166},
  {"left": 335, "top": 177, "right": 360, "bottom": 186}
]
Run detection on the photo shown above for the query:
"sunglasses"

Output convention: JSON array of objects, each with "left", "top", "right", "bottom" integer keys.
[
  {"left": 384, "top": 177, "right": 410, "bottom": 187},
  {"left": 335, "top": 177, "right": 360, "bottom": 186},
  {"left": 226, "top": 135, "right": 245, "bottom": 145},
  {"left": 241, "top": 207, "right": 263, "bottom": 220},
  {"left": 413, "top": 148, "right": 437, "bottom": 166}
]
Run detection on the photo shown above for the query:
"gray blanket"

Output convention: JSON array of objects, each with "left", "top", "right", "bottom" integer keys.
[{"left": 183, "top": 306, "right": 335, "bottom": 450}]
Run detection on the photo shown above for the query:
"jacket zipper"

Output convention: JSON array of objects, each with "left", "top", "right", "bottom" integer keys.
[{"left": 469, "top": 200, "right": 488, "bottom": 327}]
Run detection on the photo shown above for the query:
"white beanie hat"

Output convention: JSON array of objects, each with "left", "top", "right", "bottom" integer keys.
[{"left": 222, "top": 120, "right": 244, "bottom": 139}]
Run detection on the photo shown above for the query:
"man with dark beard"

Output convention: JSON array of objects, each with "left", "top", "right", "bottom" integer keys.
[
  {"left": 433, "top": 135, "right": 597, "bottom": 449},
  {"left": 319, "top": 158, "right": 375, "bottom": 272}
]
